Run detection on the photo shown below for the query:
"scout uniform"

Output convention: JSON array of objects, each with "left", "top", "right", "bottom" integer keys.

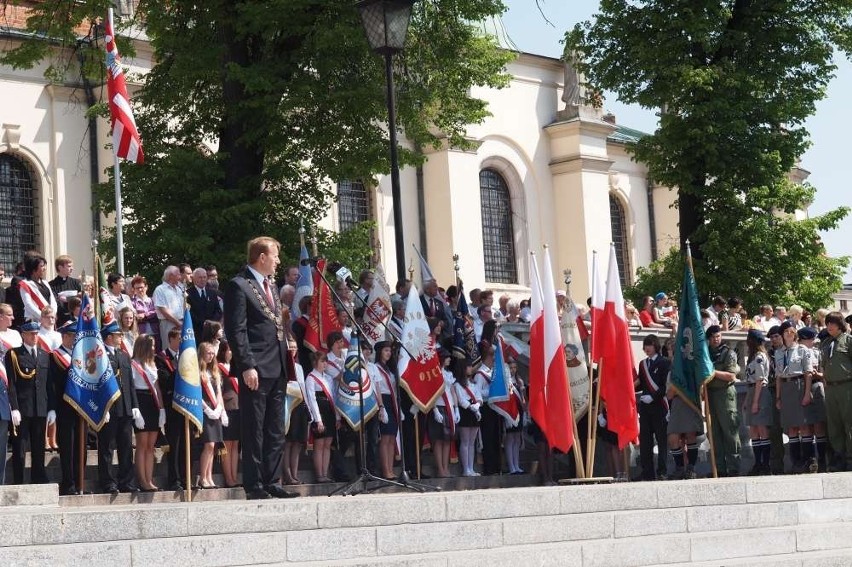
[
  {"left": 707, "top": 327, "right": 741, "bottom": 476},
  {"left": 820, "top": 330, "right": 852, "bottom": 471}
]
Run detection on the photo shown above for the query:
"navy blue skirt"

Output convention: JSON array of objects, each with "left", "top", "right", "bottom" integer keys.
[{"left": 378, "top": 394, "right": 399, "bottom": 436}]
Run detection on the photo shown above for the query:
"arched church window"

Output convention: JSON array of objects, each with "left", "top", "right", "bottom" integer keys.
[
  {"left": 480, "top": 169, "right": 517, "bottom": 284},
  {"left": 609, "top": 193, "right": 632, "bottom": 287},
  {"left": 0, "top": 154, "right": 38, "bottom": 271},
  {"left": 337, "top": 180, "right": 370, "bottom": 232}
]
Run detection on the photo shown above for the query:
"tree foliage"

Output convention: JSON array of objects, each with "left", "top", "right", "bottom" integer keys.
[
  {"left": 2, "top": 0, "right": 512, "bottom": 278},
  {"left": 567, "top": 0, "right": 851, "bottom": 309}
]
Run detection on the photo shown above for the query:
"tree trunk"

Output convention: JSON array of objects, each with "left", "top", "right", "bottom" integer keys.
[{"left": 678, "top": 175, "right": 705, "bottom": 260}]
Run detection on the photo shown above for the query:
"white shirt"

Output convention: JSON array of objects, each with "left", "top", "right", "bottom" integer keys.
[
  {"left": 436, "top": 369, "right": 457, "bottom": 407},
  {"left": 131, "top": 361, "right": 159, "bottom": 391},
  {"left": 19, "top": 278, "right": 58, "bottom": 323},
  {"left": 0, "top": 329, "right": 23, "bottom": 356},
  {"left": 153, "top": 282, "right": 184, "bottom": 322},
  {"left": 305, "top": 369, "right": 335, "bottom": 423},
  {"left": 454, "top": 380, "right": 482, "bottom": 409},
  {"left": 474, "top": 364, "right": 492, "bottom": 401},
  {"left": 107, "top": 292, "right": 133, "bottom": 319},
  {"left": 371, "top": 362, "right": 396, "bottom": 396},
  {"left": 36, "top": 328, "right": 61, "bottom": 353}
]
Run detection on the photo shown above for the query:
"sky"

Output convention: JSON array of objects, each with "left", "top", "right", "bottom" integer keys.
[{"left": 501, "top": 0, "right": 852, "bottom": 281}]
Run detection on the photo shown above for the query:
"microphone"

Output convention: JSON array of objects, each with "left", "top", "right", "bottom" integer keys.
[
  {"left": 299, "top": 256, "right": 320, "bottom": 267},
  {"left": 329, "top": 262, "right": 360, "bottom": 290}
]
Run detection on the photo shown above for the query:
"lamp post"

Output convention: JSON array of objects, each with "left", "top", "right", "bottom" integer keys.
[{"left": 357, "top": 0, "right": 416, "bottom": 285}]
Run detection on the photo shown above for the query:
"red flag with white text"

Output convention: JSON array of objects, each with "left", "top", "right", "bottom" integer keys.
[{"left": 397, "top": 283, "right": 444, "bottom": 412}]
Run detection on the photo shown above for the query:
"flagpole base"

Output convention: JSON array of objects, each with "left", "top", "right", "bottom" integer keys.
[{"left": 328, "top": 468, "right": 438, "bottom": 497}]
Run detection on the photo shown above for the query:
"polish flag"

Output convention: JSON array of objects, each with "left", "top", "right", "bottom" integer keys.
[
  {"left": 541, "top": 247, "right": 575, "bottom": 452},
  {"left": 527, "top": 252, "right": 548, "bottom": 441},
  {"left": 589, "top": 251, "right": 607, "bottom": 364},
  {"left": 598, "top": 245, "right": 639, "bottom": 449}
]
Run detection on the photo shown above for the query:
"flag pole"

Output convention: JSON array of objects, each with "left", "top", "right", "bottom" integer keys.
[
  {"left": 184, "top": 420, "right": 192, "bottom": 502},
  {"left": 585, "top": 251, "right": 597, "bottom": 475},
  {"left": 586, "top": 358, "right": 603, "bottom": 476},
  {"left": 113, "top": 153, "right": 125, "bottom": 275},
  {"left": 685, "top": 240, "right": 718, "bottom": 479},
  {"left": 563, "top": 267, "right": 586, "bottom": 479},
  {"left": 78, "top": 416, "right": 86, "bottom": 493},
  {"left": 414, "top": 417, "right": 421, "bottom": 480}
]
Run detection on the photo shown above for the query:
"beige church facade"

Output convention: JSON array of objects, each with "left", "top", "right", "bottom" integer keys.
[{"left": 2, "top": 20, "right": 683, "bottom": 298}]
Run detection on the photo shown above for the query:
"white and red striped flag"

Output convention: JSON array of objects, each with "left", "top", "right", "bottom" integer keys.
[
  {"left": 527, "top": 252, "right": 548, "bottom": 441},
  {"left": 590, "top": 251, "right": 607, "bottom": 364},
  {"left": 104, "top": 9, "right": 144, "bottom": 164}
]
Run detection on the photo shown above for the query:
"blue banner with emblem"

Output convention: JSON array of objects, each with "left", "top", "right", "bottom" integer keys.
[
  {"left": 670, "top": 251, "right": 715, "bottom": 413},
  {"left": 63, "top": 294, "right": 121, "bottom": 431},
  {"left": 335, "top": 334, "right": 378, "bottom": 431},
  {"left": 172, "top": 308, "right": 203, "bottom": 433}
]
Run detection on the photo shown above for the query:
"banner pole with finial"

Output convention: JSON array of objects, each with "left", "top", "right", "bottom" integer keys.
[
  {"left": 299, "top": 220, "right": 306, "bottom": 249},
  {"left": 310, "top": 227, "right": 318, "bottom": 258}
]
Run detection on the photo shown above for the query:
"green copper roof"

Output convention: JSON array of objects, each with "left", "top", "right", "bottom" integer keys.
[{"left": 608, "top": 124, "right": 649, "bottom": 144}]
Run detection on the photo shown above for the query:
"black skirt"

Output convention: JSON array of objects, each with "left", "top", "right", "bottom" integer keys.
[
  {"left": 312, "top": 394, "right": 336, "bottom": 440},
  {"left": 134, "top": 390, "right": 160, "bottom": 433},
  {"left": 426, "top": 405, "right": 454, "bottom": 441},
  {"left": 458, "top": 406, "right": 479, "bottom": 428},
  {"left": 223, "top": 409, "right": 241, "bottom": 441},
  {"left": 286, "top": 403, "right": 309, "bottom": 443},
  {"left": 378, "top": 394, "right": 399, "bottom": 436},
  {"left": 202, "top": 415, "right": 223, "bottom": 444}
]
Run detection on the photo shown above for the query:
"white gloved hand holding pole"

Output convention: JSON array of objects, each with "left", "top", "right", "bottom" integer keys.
[
  {"left": 11, "top": 410, "right": 21, "bottom": 427},
  {"left": 432, "top": 407, "right": 444, "bottom": 424},
  {"left": 46, "top": 410, "right": 56, "bottom": 426},
  {"left": 132, "top": 408, "right": 145, "bottom": 430},
  {"left": 640, "top": 394, "right": 654, "bottom": 405}
]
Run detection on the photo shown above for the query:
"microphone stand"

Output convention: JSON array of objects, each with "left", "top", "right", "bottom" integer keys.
[{"left": 314, "top": 269, "right": 433, "bottom": 495}]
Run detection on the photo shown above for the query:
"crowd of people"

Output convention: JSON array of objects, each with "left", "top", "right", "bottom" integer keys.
[{"left": 1, "top": 245, "right": 852, "bottom": 498}]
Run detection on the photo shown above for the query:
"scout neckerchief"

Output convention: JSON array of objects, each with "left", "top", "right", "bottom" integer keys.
[
  {"left": 640, "top": 356, "right": 669, "bottom": 412},
  {"left": 131, "top": 360, "right": 162, "bottom": 410},
  {"left": 218, "top": 362, "right": 238, "bottom": 394}
]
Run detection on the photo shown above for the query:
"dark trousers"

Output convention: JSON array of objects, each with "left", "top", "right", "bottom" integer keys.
[
  {"left": 239, "top": 376, "right": 286, "bottom": 492},
  {"left": 57, "top": 412, "right": 86, "bottom": 492},
  {"left": 479, "top": 405, "right": 502, "bottom": 475},
  {"left": 331, "top": 424, "right": 358, "bottom": 481},
  {"left": 639, "top": 405, "right": 668, "bottom": 478},
  {"left": 11, "top": 415, "right": 47, "bottom": 484},
  {"left": 0, "top": 419, "right": 8, "bottom": 485},
  {"left": 165, "top": 407, "right": 187, "bottom": 486},
  {"left": 97, "top": 416, "right": 135, "bottom": 490}
]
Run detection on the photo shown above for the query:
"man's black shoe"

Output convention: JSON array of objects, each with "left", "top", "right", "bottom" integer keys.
[
  {"left": 245, "top": 489, "right": 272, "bottom": 500},
  {"left": 119, "top": 485, "right": 140, "bottom": 493},
  {"left": 168, "top": 481, "right": 184, "bottom": 491},
  {"left": 59, "top": 486, "right": 79, "bottom": 496},
  {"left": 265, "top": 484, "right": 298, "bottom": 499},
  {"left": 103, "top": 484, "right": 119, "bottom": 495}
]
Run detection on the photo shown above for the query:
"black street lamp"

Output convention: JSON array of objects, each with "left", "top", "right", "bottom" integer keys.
[{"left": 357, "top": 0, "right": 416, "bottom": 285}]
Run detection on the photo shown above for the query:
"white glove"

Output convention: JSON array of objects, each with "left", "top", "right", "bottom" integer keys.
[
  {"left": 433, "top": 407, "right": 444, "bottom": 424},
  {"left": 221, "top": 410, "right": 229, "bottom": 428},
  {"left": 640, "top": 394, "right": 654, "bottom": 405},
  {"left": 46, "top": 410, "right": 56, "bottom": 426},
  {"left": 11, "top": 410, "right": 21, "bottom": 427},
  {"left": 379, "top": 407, "right": 389, "bottom": 424},
  {"left": 203, "top": 405, "right": 216, "bottom": 419},
  {"left": 132, "top": 408, "right": 145, "bottom": 430},
  {"left": 470, "top": 402, "right": 481, "bottom": 413},
  {"left": 104, "top": 411, "right": 110, "bottom": 424},
  {"left": 158, "top": 409, "right": 167, "bottom": 432},
  {"left": 475, "top": 410, "right": 482, "bottom": 422},
  {"left": 597, "top": 413, "right": 607, "bottom": 427},
  {"left": 409, "top": 404, "right": 420, "bottom": 417},
  {"left": 453, "top": 408, "right": 460, "bottom": 424}
]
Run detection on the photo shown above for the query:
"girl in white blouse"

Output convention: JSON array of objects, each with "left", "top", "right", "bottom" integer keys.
[{"left": 305, "top": 352, "right": 335, "bottom": 482}]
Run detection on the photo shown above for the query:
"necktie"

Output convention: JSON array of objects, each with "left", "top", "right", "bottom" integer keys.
[
  {"left": 430, "top": 298, "right": 436, "bottom": 316},
  {"left": 200, "top": 288, "right": 205, "bottom": 300},
  {"left": 263, "top": 279, "right": 274, "bottom": 307}
]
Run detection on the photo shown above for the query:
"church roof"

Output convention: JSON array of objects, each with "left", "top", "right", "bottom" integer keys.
[{"left": 608, "top": 124, "right": 649, "bottom": 145}]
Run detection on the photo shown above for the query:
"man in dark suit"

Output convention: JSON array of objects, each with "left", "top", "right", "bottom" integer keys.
[
  {"left": 5, "top": 320, "right": 52, "bottom": 484},
  {"left": 187, "top": 267, "right": 222, "bottom": 338},
  {"left": 49, "top": 319, "right": 86, "bottom": 495},
  {"left": 97, "top": 321, "right": 140, "bottom": 494},
  {"left": 156, "top": 327, "right": 185, "bottom": 490},
  {"left": 224, "top": 236, "right": 295, "bottom": 500},
  {"left": 636, "top": 334, "right": 672, "bottom": 481},
  {"left": 420, "top": 279, "right": 451, "bottom": 340}
]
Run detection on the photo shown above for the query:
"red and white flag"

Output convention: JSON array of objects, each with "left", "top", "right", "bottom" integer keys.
[
  {"left": 397, "top": 283, "right": 444, "bottom": 412},
  {"left": 540, "top": 247, "right": 575, "bottom": 453},
  {"left": 589, "top": 251, "right": 607, "bottom": 364},
  {"left": 527, "top": 252, "right": 548, "bottom": 440},
  {"left": 598, "top": 245, "right": 639, "bottom": 449},
  {"left": 105, "top": 9, "right": 144, "bottom": 164}
]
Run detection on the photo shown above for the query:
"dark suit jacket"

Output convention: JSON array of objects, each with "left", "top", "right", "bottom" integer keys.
[
  {"left": 638, "top": 355, "right": 672, "bottom": 408},
  {"left": 156, "top": 349, "right": 178, "bottom": 406},
  {"left": 187, "top": 286, "right": 223, "bottom": 338},
  {"left": 108, "top": 349, "right": 138, "bottom": 418},
  {"left": 224, "top": 268, "right": 288, "bottom": 381},
  {"left": 420, "top": 294, "right": 452, "bottom": 338},
  {"left": 48, "top": 347, "right": 76, "bottom": 420},
  {"left": 0, "top": 360, "right": 10, "bottom": 422},
  {"left": 5, "top": 345, "right": 50, "bottom": 417}
]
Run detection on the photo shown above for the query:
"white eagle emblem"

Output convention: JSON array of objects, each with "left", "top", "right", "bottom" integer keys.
[{"left": 404, "top": 327, "right": 435, "bottom": 362}]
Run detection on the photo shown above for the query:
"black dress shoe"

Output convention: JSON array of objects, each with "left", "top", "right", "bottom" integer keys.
[
  {"left": 103, "top": 485, "right": 119, "bottom": 495},
  {"left": 119, "top": 485, "right": 140, "bottom": 493},
  {"left": 169, "top": 482, "right": 184, "bottom": 491},
  {"left": 59, "top": 486, "right": 79, "bottom": 496},
  {"left": 245, "top": 489, "right": 272, "bottom": 500},
  {"left": 264, "top": 484, "right": 298, "bottom": 499}
]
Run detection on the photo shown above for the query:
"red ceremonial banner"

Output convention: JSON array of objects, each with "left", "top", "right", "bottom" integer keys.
[{"left": 303, "top": 259, "right": 342, "bottom": 352}]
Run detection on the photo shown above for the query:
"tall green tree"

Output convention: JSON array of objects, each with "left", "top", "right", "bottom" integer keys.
[
  {"left": 567, "top": 0, "right": 851, "bottom": 309},
  {"left": 1, "top": 0, "right": 512, "bottom": 277}
]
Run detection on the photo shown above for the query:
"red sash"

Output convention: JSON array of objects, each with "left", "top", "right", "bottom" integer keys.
[
  {"left": 19, "top": 279, "right": 48, "bottom": 311},
  {"left": 218, "top": 362, "right": 238, "bottom": 394},
  {"left": 312, "top": 371, "right": 336, "bottom": 410},
  {"left": 120, "top": 336, "right": 132, "bottom": 356},
  {"left": 0, "top": 334, "right": 17, "bottom": 388},
  {"left": 158, "top": 350, "right": 175, "bottom": 373},
  {"left": 476, "top": 369, "right": 492, "bottom": 385},
  {"left": 132, "top": 360, "right": 162, "bottom": 410},
  {"left": 377, "top": 364, "right": 400, "bottom": 425},
  {"left": 640, "top": 358, "right": 669, "bottom": 413},
  {"left": 462, "top": 384, "right": 479, "bottom": 406},
  {"left": 37, "top": 334, "right": 54, "bottom": 354},
  {"left": 201, "top": 373, "right": 219, "bottom": 409},
  {"left": 441, "top": 381, "right": 456, "bottom": 436},
  {"left": 52, "top": 348, "right": 71, "bottom": 370}
]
